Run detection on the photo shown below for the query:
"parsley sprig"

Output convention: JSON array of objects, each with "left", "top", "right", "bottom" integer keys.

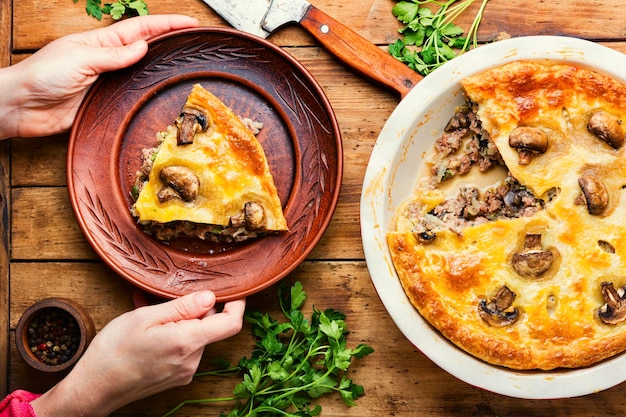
[
  {"left": 389, "top": 0, "right": 490, "bottom": 76},
  {"left": 163, "top": 281, "right": 374, "bottom": 417},
  {"left": 74, "top": 0, "right": 149, "bottom": 20}
]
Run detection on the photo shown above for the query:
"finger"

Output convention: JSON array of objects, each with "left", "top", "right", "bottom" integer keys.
[
  {"left": 203, "top": 306, "right": 219, "bottom": 317},
  {"left": 191, "top": 299, "right": 247, "bottom": 344},
  {"left": 222, "top": 299, "right": 247, "bottom": 318},
  {"left": 73, "top": 15, "right": 199, "bottom": 79},
  {"left": 140, "top": 291, "right": 217, "bottom": 324},
  {"left": 83, "top": 39, "right": 150, "bottom": 74},
  {"left": 86, "top": 14, "right": 199, "bottom": 47}
]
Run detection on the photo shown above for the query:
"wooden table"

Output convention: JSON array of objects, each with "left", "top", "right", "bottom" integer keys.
[{"left": 4, "top": 0, "right": 626, "bottom": 415}]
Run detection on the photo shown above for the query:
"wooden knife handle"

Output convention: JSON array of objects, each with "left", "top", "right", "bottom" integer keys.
[{"left": 300, "top": 5, "right": 422, "bottom": 98}]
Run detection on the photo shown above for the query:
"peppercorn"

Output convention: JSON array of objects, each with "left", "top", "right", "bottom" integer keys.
[{"left": 27, "top": 307, "right": 81, "bottom": 366}]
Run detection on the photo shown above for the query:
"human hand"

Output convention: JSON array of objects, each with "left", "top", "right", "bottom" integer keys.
[
  {"left": 0, "top": 14, "right": 199, "bottom": 140},
  {"left": 31, "top": 291, "right": 246, "bottom": 417}
]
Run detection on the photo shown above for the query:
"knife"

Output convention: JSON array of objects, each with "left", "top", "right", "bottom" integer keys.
[
  {"left": 202, "top": 0, "right": 422, "bottom": 98},
  {"left": 202, "top": 0, "right": 272, "bottom": 39}
]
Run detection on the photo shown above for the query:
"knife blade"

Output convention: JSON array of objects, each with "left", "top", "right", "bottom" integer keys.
[
  {"left": 201, "top": 0, "right": 272, "bottom": 39},
  {"left": 262, "top": 0, "right": 309, "bottom": 31}
]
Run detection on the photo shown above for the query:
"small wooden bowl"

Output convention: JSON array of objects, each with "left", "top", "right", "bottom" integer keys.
[{"left": 16, "top": 298, "right": 96, "bottom": 373}]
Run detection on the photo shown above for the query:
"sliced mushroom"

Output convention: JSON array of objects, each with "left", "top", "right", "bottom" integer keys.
[
  {"left": 512, "top": 234, "right": 553, "bottom": 278},
  {"left": 508, "top": 126, "right": 548, "bottom": 165},
  {"left": 158, "top": 166, "right": 200, "bottom": 202},
  {"left": 478, "top": 285, "right": 520, "bottom": 327},
  {"left": 587, "top": 111, "right": 625, "bottom": 149},
  {"left": 412, "top": 216, "right": 440, "bottom": 244},
  {"left": 174, "top": 107, "right": 209, "bottom": 145},
  {"left": 416, "top": 230, "right": 437, "bottom": 244},
  {"left": 229, "top": 212, "right": 245, "bottom": 229},
  {"left": 244, "top": 201, "right": 266, "bottom": 231},
  {"left": 578, "top": 175, "right": 609, "bottom": 215},
  {"left": 503, "top": 190, "right": 523, "bottom": 209},
  {"left": 598, "top": 282, "right": 626, "bottom": 325},
  {"left": 156, "top": 186, "right": 180, "bottom": 203}
]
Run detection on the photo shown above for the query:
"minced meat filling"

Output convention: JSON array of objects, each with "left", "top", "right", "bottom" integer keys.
[
  {"left": 431, "top": 174, "right": 542, "bottom": 234},
  {"left": 410, "top": 102, "right": 544, "bottom": 238},
  {"left": 131, "top": 131, "right": 165, "bottom": 202},
  {"left": 147, "top": 221, "right": 260, "bottom": 243},
  {"left": 431, "top": 105, "right": 504, "bottom": 182}
]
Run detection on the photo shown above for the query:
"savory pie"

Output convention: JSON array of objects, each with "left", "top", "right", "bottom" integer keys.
[
  {"left": 387, "top": 61, "right": 626, "bottom": 370},
  {"left": 132, "top": 84, "right": 288, "bottom": 242}
]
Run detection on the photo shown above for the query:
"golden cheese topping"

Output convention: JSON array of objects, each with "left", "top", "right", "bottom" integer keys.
[
  {"left": 133, "top": 84, "right": 288, "bottom": 232},
  {"left": 462, "top": 61, "right": 626, "bottom": 198},
  {"left": 387, "top": 61, "right": 626, "bottom": 370}
]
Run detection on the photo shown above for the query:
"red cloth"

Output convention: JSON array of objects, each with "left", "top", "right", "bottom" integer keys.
[{"left": 0, "top": 391, "right": 40, "bottom": 417}]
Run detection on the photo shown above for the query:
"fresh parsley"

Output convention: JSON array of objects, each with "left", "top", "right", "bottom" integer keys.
[
  {"left": 74, "top": 0, "right": 149, "bottom": 21},
  {"left": 163, "top": 281, "right": 374, "bottom": 417},
  {"left": 389, "top": 0, "right": 490, "bottom": 76}
]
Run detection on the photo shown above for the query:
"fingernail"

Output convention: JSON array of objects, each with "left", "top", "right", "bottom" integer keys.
[{"left": 195, "top": 291, "right": 215, "bottom": 308}]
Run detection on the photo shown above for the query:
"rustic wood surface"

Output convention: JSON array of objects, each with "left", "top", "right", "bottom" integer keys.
[
  {"left": 4, "top": 0, "right": 626, "bottom": 415},
  {"left": 0, "top": 0, "right": 11, "bottom": 400}
]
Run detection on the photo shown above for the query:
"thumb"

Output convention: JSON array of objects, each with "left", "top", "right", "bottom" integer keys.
[
  {"left": 86, "top": 39, "right": 148, "bottom": 74},
  {"left": 146, "top": 291, "right": 217, "bottom": 324}
]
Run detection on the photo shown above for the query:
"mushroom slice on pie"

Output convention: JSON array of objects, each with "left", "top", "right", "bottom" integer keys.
[{"left": 132, "top": 84, "right": 288, "bottom": 242}]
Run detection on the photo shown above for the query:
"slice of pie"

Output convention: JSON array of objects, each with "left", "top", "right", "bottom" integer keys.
[{"left": 132, "top": 84, "right": 288, "bottom": 242}]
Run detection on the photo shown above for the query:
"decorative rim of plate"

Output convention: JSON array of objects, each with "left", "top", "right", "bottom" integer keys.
[
  {"left": 360, "top": 35, "right": 626, "bottom": 399},
  {"left": 68, "top": 27, "right": 343, "bottom": 301}
]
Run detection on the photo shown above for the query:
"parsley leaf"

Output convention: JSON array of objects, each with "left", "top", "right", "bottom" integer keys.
[
  {"left": 73, "top": 0, "right": 149, "bottom": 20},
  {"left": 389, "top": 0, "right": 490, "bottom": 76},
  {"left": 163, "top": 281, "right": 374, "bottom": 417},
  {"left": 74, "top": 0, "right": 105, "bottom": 20}
]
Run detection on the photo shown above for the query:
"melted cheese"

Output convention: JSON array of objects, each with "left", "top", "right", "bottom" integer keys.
[
  {"left": 462, "top": 61, "right": 626, "bottom": 199},
  {"left": 133, "top": 84, "right": 287, "bottom": 231},
  {"left": 388, "top": 61, "right": 626, "bottom": 370}
]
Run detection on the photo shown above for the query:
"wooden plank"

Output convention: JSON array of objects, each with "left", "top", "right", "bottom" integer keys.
[
  {"left": 11, "top": 187, "right": 97, "bottom": 260},
  {"left": 9, "top": 262, "right": 136, "bottom": 330},
  {"left": 12, "top": 0, "right": 230, "bottom": 51},
  {"left": 0, "top": 0, "right": 11, "bottom": 399},
  {"left": 476, "top": 0, "right": 626, "bottom": 41},
  {"left": 10, "top": 134, "right": 67, "bottom": 187},
  {"left": 12, "top": 0, "right": 399, "bottom": 51},
  {"left": 13, "top": 0, "right": 626, "bottom": 52}
]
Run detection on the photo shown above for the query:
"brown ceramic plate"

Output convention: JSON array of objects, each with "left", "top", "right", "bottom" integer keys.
[{"left": 68, "top": 27, "right": 342, "bottom": 301}]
